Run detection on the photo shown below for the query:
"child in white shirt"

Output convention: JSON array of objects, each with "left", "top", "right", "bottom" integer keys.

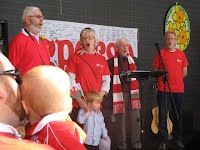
[{"left": 77, "top": 90, "right": 111, "bottom": 150}]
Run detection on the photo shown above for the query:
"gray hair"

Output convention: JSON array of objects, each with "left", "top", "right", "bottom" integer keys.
[
  {"left": 115, "top": 37, "right": 129, "bottom": 48},
  {"left": 80, "top": 27, "right": 99, "bottom": 47},
  {"left": 22, "top": 6, "right": 40, "bottom": 25}
]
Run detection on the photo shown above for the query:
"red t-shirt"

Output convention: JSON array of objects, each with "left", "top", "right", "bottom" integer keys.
[
  {"left": 8, "top": 32, "right": 50, "bottom": 77},
  {"left": 66, "top": 52, "right": 111, "bottom": 107},
  {"left": 152, "top": 48, "right": 188, "bottom": 92},
  {"left": 25, "top": 119, "right": 86, "bottom": 150}
]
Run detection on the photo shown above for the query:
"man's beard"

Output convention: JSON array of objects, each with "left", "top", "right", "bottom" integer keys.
[
  {"left": 29, "top": 23, "right": 42, "bottom": 35},
  {"left": 5, "top": 84, "right": 26, "bottom": 123}
]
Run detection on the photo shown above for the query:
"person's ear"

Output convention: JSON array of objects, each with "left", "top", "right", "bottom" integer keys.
[{"left": 25, "top": 16, "right": 31, "bottom": 25}]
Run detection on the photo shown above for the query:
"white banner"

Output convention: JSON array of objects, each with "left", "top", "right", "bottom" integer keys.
[{"left": 41, "top": 20, "right": 138, "bottom": 71}]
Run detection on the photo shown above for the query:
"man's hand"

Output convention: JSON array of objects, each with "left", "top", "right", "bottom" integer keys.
[
  {"left": 99, "top": 90, "right": 106, "bottom": 98},
  {"left": 76, "top": 97, "right": 92, "bottom": 112}
]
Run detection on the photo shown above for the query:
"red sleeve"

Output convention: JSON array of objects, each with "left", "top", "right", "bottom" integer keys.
[
  {"left": 152, "top": 52, "right": 160, "bottom": 69},
  {"left": 182, "top": 52, "right": 189, "bottom": 67},
  {"left": 8, "top": 33, "right": 25, "bottom": 68},
  {"left": 66, "top": 54, "right": 78, "bottom": 74}
]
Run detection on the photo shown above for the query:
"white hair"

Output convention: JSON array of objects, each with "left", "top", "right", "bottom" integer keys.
[{"left": 22, "top": 6, "right": 40, "bottom": 25}]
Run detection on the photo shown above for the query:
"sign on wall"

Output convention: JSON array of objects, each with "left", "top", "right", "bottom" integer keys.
[{"left": 41, "top": 20, "right": 138, "bottom": 71}]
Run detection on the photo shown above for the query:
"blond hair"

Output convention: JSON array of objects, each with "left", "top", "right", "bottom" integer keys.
[
  {"left": 165, "top": 30, "right": 177, "bottom": 40},
  {"left": 85, "top": 90, "right": 103, "bottom": 104},
  {"left": 80, "top": 27, "right": 99, "bottom": 47}
]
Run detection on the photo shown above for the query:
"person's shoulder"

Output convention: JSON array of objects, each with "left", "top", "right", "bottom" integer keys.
[
  {"left": 68, "top": 51, "right": 81, "bottom": 59},
  {"left": 172, "top": 49, "right": 185, "bottom": 57},
  {"left": 159, "top": 48, "right": 169, "bottom": 54},
  {"left": 78, "top": 108, "right": 85, "bottom": 113},
  {"left": 96, "top": 53, "right": 107, "bottom": 59},
  {"left": 107, "top": 56, "right": 114, "bottom": 60},
  {"left": 160, "top": 48, "right": 167, "bottom": 51},
  {"left": 11, "top": 32, "right": 27, "bottom": 40},
  {"left": 97, "top": 111, "right": 104, "bottom": 118},
  {"left": 48, "top": 120, "right": 80, "bottom": 133},
  {"left": 98, "top": 110, "right": 103, "bottom": 115},
  {"left": 176, "top": 48, "right": 185, "bottom": 53},
  {"left": 9, "top": 32, "right": 28, "bottom": 44},
  {"left": 0, "top": 134, "right": 55, "bottom": 150},
  {"left": 107, "top": 56, "right": 114, "bottom": 63},
  {"left": 47, "top": 121, "right": 74, "bottom": 137},
  {"left": 47, "top": 121, "right": 86, "bottom": 149}
]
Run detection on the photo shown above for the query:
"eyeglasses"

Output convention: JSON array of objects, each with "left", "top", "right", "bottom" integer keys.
[
  {"left": 29, "top": 15, "right": 44, "bottom": 19},
  {"left": 0, "top": 69, "right": 22, "bottom": 84},
  {"left": 81, "top": 36, "right": 94, "bottom": 40}
]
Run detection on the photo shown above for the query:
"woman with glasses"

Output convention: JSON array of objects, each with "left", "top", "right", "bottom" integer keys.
[
  {"left": 8, "top": 6, "right": 50, "bottom": 77},
  {"left": 66, "top": 28, "right": 111, "bottom": 123}
]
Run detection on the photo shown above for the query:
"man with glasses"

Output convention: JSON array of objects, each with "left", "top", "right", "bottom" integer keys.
[
  {"left": 8, "top": 6, "right": 50, "bottom": 77},
  {"left": 106, "top": 38, "right": 141, "bottom": 150},
  {"left": 0, "top": 53, "right": 54, "bottom": 149}
]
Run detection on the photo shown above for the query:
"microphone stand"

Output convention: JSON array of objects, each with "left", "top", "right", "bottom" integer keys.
[{"left": 155, "top": 43, "right": 179, "bottom": 136}]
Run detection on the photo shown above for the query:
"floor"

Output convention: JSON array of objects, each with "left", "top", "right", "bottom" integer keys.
[{"left": 102, "top": 109, "right": 200, "bottom": 150}]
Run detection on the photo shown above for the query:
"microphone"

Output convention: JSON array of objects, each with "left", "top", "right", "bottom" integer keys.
[{"left": 155, "top": 42, "right": 161, "bottom": 56}]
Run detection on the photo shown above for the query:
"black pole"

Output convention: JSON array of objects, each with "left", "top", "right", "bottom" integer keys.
[
  {"left": 137, "top": 77, "right": 145, "bottom": 148},
  {"left": 155, "top": 43, "right": 179, "bottom": 121}
]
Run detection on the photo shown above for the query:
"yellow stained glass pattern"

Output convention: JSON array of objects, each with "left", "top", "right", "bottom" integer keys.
[{"left": 165, "top": 4, "right": 191, "bottom": 51}]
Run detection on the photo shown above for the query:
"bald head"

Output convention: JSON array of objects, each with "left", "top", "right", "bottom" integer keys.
[
  {"left": 0, "top": 53, "right": 15, "bottom": 71},
  {"left": 21, "top": 65, "right": 72, "bottom": 117}
]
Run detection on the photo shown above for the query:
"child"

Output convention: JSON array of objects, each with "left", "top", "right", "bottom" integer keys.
[
  {"left": 21, "top": 66, "right": 87, "bottom": 150},
  {"left": 77, "top": 90, "right": 111, "bottom": 150}
]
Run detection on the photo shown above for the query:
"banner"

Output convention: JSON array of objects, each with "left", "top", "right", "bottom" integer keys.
[{"left": 41, "top": 20, "right": 138, "bottom": 71}]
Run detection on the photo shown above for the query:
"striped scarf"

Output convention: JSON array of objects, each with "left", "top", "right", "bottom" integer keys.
[{"left": 113, "top": 53, "right": 141, "bottom": 114}]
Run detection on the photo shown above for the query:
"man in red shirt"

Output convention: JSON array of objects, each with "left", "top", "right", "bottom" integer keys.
[
  {"left": 0, "top": 53, "right": 54, "bottom": 150},
  {"left": 8, "top": 6, "right": 50, "bottom": 77},
  {"left": 21, "top": 65, "right": 86, "bottom": 150},
  {"left": 153, "top": 31, "right": 188, "bottom": 150}
]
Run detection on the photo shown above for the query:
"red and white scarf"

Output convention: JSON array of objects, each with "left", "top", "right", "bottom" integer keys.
[{"left": 113, "top": 53, "right": 141, "bottom": 114}]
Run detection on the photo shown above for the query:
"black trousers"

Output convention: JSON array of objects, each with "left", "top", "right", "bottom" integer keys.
[
  {"left": 84, "top": 144, "right": 99, "bottom": 150},
  {"left": 157, "top": 91, "right": 184, "bottom": 143}
]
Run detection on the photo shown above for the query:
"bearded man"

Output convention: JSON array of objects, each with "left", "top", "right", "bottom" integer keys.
[{"left": 8, "top": 6, "right": 50, "bottom": 77}]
